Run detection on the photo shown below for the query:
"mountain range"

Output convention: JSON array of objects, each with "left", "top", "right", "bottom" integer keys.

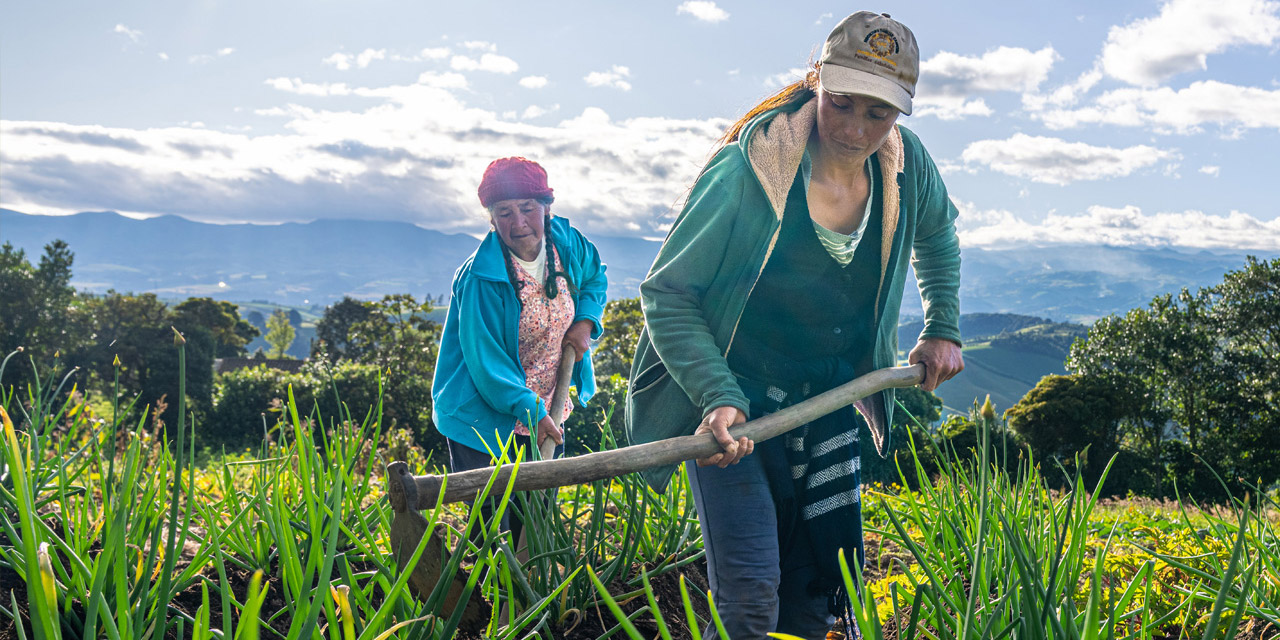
[{"left": 3, "top": 209, "right": 1271, "bottom": 323}]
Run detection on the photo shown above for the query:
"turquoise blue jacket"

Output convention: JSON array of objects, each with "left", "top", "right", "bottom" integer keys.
[{"left": 432, "top": 216, "right": 607, "bottom": 454}]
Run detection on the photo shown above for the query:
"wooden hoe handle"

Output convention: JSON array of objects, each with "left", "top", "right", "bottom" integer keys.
[{"left": 387, "top": 364, "right": 925, "bottom": 510}]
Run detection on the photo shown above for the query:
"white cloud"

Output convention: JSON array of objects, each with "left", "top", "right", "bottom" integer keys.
[
  {"left": 114, "top": 24, "right": 142, "bottom": 44},
  {"left": 158, "top": 52, "right": 169, "bottom": 61},
  {"left": 519, "top": 75, "right": 549, "bottom": 89},
  {"left": 1100, "top": 0, "right": 1280, "bottom": 86},
  {"left": 955, "top": 201, "right": 1280, "bottom": 251},
  {"left": 584, "top": 65, "right": 632, "bottom": 91},
  {"left": 961, "top": 134, "right": 1177, "bottom": 185},
  {"left": 1036, "top": 80, "right": 1280, "bottom": 133},
  {"left": 450, "top": 53, "right": 519, "bottom": 74},
  {"left": 763, "top": 67, "right": 809, "bottom": 89},
  {"left": 815, "top": 12, "right": 833, "bottom": 25},
  {"left": 265, "top": 77, "right": 353, "bottom": 96},
  {"left": 1022, "top": 67, "right": 1102, "bottom": 111},
  {"left": 913, "top": 97, "right": 993, "bottom": 121},
  {"left": 677, "top": 1, "right": 729, "bottom": 23},
  {"left": 323, "top": 48, "right": 387, "bottom": 70},
  {"left": 914, "top": 46, "right": 1057, "bottom": 119},
  {"left": 419, "top": 47, "right": 450, "bottom": 59},
  {"left": 521, "top": 104, "right": 559, "bottom": 119},
  {"left": 323, "top": 53, "right": 352, "bottom": 70},
  {"left": 1199, "top": 165, "right": 1221, "bottom": 176},
  {"left": 189, "top": 47, "right": 235, "bottom": 64},
  {"left": 462, "top": 41, "right": 497, "bottom": 52},
  {"left": 0, "top": 74, "right": 729, "bottom": 237}
]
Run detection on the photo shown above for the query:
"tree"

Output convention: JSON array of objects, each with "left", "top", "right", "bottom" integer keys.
[
  {"left": 591, "top": 298, "right": 645, "bottom": 380},
  {"left": 1, "top": 240, "right": 83, "bottom": 391},
  {"left": 172, "top": 298, "right": 259, "bottom": 358},
  {"left": 1004, "top": 373, "right": 1154, "bottom": 491},
  {"left": 264, "top": 310, "right": 296, "bottom": 359},
  {"left": 1067, "top": 257, "right": 1280, "bottom": 499},
  {"left": 313, "top": 297, "right": 377, "bottom": 363},
  {"left": 306, "top": 295, "right": 440, "bottom": 446}
]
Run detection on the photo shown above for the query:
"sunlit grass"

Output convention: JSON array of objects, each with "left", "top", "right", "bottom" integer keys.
[{"left": 3, "top": 344, "right": 1278, "bottom": 639}]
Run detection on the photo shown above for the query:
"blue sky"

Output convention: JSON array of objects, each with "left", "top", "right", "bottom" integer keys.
[{"left": 3, "top": 0, "right": 1279, "bottom": 250}]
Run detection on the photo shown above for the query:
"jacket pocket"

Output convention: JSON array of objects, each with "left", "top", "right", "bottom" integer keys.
[{"left": 631, "top": 361, "right": 669, "bottom": 395}]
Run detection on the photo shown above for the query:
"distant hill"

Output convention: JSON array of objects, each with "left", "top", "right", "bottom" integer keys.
[
  {"left": 1, "top": 209, "right": 660, "bottom": 306},
  {"left": 901, "top": 318, "right": 1090, "bottom": 417},
  {"left": 4, "top": 209, "right": 1271, "bottom": 322}
]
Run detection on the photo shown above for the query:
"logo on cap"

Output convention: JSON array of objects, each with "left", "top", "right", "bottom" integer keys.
[{"left": 864, "top": 29, "right": 899, "bottom": 58}]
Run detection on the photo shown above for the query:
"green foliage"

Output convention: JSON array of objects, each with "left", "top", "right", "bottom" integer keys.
[
  {"left": 1005, "top": 373, "right": 1152, "bottom": 492},
  {"left": 563, "top": 373, "right": 629, "bottom": 456},
  {"left": 592, "top": 298, "right": 645, "bottom": 380},
  {"left": 264, "top": 309, "right": 295, "bottom": 358},
  {"left": 208, "top": 360, "right": 442, "bottom": 457},
  {"left": 172, "top": 297, "right": 259, "bottom": 358},
  {"left": 860, "top": 386, "right": 944, "bottom": 488},
  {"left": 1068, "top": 256, "right": 1280, "bottom": 500},
  {"left": 0, "top": 240, "right": 82, "bottom": 392}
]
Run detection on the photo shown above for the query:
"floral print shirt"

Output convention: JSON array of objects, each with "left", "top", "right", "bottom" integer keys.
[{"left": 512, "top": 246, "right": 575, "bottom": 435}]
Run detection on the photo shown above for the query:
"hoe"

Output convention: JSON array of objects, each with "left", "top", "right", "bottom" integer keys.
[{"left": 385, "top": 351, "right": 926, "bottom": 625}]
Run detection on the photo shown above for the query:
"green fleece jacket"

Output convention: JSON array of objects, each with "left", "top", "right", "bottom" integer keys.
[{"left": 625, "top": 98, "right": 962, "bottom": 491}]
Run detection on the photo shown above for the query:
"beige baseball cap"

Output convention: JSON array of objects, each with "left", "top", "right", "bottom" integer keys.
[{"left": 818, "top": 11, "right": 920, "bottom": 115}]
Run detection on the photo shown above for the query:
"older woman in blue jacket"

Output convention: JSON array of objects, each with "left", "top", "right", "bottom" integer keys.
[{"left": 432, "top": 157, "right": 607, "bottom": 533}]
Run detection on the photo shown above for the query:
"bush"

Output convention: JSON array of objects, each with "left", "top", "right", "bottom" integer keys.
[{"left": 207, "top": 361, "right": 443, "bottom": 458}]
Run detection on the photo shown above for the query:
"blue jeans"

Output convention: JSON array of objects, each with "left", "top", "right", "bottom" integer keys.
[{"left": 688, "top": 456, "right": 835, "bottom": 639}]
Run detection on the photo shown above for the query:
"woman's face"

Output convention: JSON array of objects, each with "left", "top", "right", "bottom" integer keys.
[
  {"left": 814, "top": 89, "right": 900, "bottom": 165},
  {"left": 489, "top": 198, "right": 547, "bottom": 261}
]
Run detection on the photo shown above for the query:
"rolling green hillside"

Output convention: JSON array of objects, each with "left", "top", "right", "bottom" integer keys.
[{"left": 907, "top": 320, "right": 1089, "bottom": 416}]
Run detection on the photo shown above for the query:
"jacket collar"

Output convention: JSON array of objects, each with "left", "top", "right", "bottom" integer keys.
[
  {"left": 740, "top": 98, "right": 904, "bottom": 222},
  {"left": 739, "top": 96, "right": 906, "bottom": 318},
  {"left": 468, "top": 216, "right": 568, "bottom": 282}
]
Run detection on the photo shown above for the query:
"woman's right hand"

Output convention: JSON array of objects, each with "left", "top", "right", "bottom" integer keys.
[
  {"left": 695, "top": 406, "right": 752, "bottom": 468},
  {"left": 536, "top": 415, "right": 563, "bottom": 449}
]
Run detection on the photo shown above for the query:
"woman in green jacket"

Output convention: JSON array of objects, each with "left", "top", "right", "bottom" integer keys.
[{"left": 626, "top": 12, "right": 964, "bottom": 639}]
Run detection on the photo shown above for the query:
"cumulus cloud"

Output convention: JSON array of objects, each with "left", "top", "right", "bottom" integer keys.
[
  {"left": 418, "top": 47, "right": 450, "bottom": 59},
  {"left": 1035, "top": 80, "right": 1280, "bottom": 133},
  {"left": 114, "top": 24, "right": 142, "bottom": 44},
  {"left": 914, "top": 46, "right": 1057, "bottom": 119},
  {"left": 677, "top": 1, "right": 729, "bottom": 23},
  {"left": 158, "top": 52, "right": 169, "bottom": 61},
  {"left": 519, "top": 75, "right": 548, "bottom": 89},
  {"left": 0, "top": 74, "right": 728, "bottom": 237},
  {"left": 584, "top": 65, "right": 632, "bottom": 91},
  {"left": 1022, "top": 67, "right": 1103, "bottom": 111},
  {"left": 1100, "top": 0, "right": 1280, "bottom": 86},
  {"left": 1200, "top": 165, "right": 1221, "bottom": 176},
  {"left": 323, "top": 48, "right": 386, "bottom": 70},
  {"left": 462, "top": 41, "right": 497, "bottom": 52},
  {"left": 961, "top": 134, "right": 1177, "bottom": 185},
  {"left": 450, "top": 53, "right": 519, "bottom": 74},
  {"left": 955, "top": 201, "right": 1280, "bottom": 251}
]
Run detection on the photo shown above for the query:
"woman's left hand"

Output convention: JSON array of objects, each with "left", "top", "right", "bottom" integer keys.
[
  {"left": 563, "top": 320, "right": 593, "bottom": 362},
  {"left": 907, "top": 338, "right": 964, "bottom": 392}
]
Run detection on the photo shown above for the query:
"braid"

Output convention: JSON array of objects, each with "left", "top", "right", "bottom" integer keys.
[
  {"left": 542, "top": 213, "right": 578, "bottom": 299},
  {"left": 543, "top": 213, "right": 554, "bottom": 294}
]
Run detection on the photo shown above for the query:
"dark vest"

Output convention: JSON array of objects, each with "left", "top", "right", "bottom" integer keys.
[{"left": 727, "top": 159, "right": 883, "bottom": 391}]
